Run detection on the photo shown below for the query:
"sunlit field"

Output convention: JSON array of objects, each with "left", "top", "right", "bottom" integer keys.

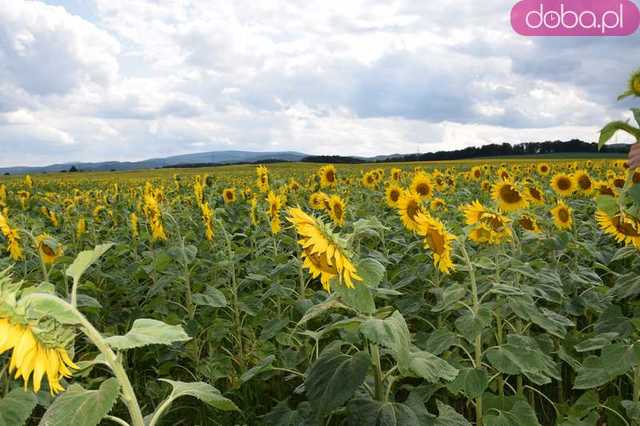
[{"left": 1, "top": 157, "right": 640, "bottom": 425}]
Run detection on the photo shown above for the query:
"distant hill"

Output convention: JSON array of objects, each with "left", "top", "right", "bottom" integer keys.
[{"left": 0, "top": 150, "right": 307, "bottom": 174}]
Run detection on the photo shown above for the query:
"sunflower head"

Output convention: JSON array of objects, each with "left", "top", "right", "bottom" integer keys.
[
  {"left": 397, "top": 191, "right": 424, "bottom": 232},
  {"left": 537, "top": 163, "right": 550, "bottom": 176},
  {"left": 385, "top": 184, "right": 403, "bottom": 208},
  {"left": 518, "top": 214, "right": 540, "bottom": 233},
  {"left": 415, "top": 213, "right": 456, "bottom": 273},
  {"left": 551, "top": 174, "right": 576, "bottom": 197},
  {"left": 287, "top": 208, "right": 360, "bottom": 291},
  {"left": 319, "top": 165, "right": 338, "bottom": 188},
  {"left": 630, "top": 69, "right": 640, "bottom": 97},
  {"left": 35, "top": 235, "right": 63, "bottom": 265},
  {"left": 328, "top": 195, "right": 346, "bottom": 226},
  {"left": 596, "top": 210, "right": 640, "bottom": 248},
  {"left": 550, "top": 201, "right": 573, "bottom": 230},
  {"left": 309, "top": 192, "right": 329, "bottom": 210},
  {"left": 410, "top": 173, "right": 433, "bottom": 200},
  {"left": 574, "top": 170, "right": 593, "bottom": 194},
  {"left": 430, "top": 197, "right": 447, "bottom": 211},
  {"left": 223, "top": 188, "right": 237, "bottom": 204},
  {"left": 492, "top": 180, "right": 528, "bottom": 212}
]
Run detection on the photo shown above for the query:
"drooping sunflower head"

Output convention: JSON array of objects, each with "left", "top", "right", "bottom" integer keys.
[
  {"left": 319, "top": 165, "right": 338, "bottom": 188},
  {"left": 385, "top": 184, "right": 403, "bottom": 208},
  {"left": 328, "top": 195, "right": 346, "bottom": 226},
  {"left": 595, "top": 210, "right": 640, "bottom": 248},
  {"left": 460, "top": 200, "right": 487, "bottom": 225},
  {"left": 550, "top": 174, "right": 576, "bottom": 197},
  {"left": 550, "top": 201, "right": 573, "bottom": 230},
  {"left": 222, "top": 188, "right": 237, "bottom": 204},
  {"left": 35, "top": 235, "right": 63, "bottom": 265},
  {"left": 410, "top": 173, "right": 433, "bottom": 200},
  {"left": 287, "top": 208, "right": 360, "bottom": 291},
  {"left": 415, "top": 213, "right": 456, "bottom": 273},
  {"left": 492, "top": 180, "right": 528, "bottom": 212},
  {"left": 461, "top": 201, "right": 512, "bottom": 244},
  {"left": 397, "top": 191, "right": 425, "bottom": 232},
  {"left": 594, "top": 180, "right": 617, "bottom": 197},
  {"left": 527, "top": 186, "right": 544, "bottom": 205}
]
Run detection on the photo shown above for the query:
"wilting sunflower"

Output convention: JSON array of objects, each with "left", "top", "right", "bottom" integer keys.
[
  {"left": 256, "top": 165, "right": 269, "bottom": 193},
  {"left": 385, "top": 184, "right": 403, "bottom": 208},
  {"left": 550, "top": 174, "right": 576, "bottom": 197},
  {"left": 309, "top": 192, "right": 329, "bottom": 210},
  {"left": 595, "top": 210, "right": 640, "bottom": 248},
  {"left": 0, "top": 214, "right": 23, "bottom": 261},
  {"left": 415, "top": 213, "right": 456, "bottom": 273},
  {"left": 5, "top": 323, "right": 78, "bottom": 394},
  {"left": 397, "top": 191, "right": 425, "bottom": 232},
  {"left": 35, "top": 235, "right": 63, "bottom": 265},
  {"left": 287, "top": 208, "right": 360, "bottom": 291},
  {"left": 518, "top": 214, "right": 541, "bottom": 233},
  {"left": 328, "top": 195, "right": 346, "bottom": 226},
  {"left": 222, "top": 188, "right": 237, "bottom": 204},
  {"left": 492, "top": 180, "right": 528, "bottom": 212},
  {"left": 594, "top": 180, "right": 617, "bottom": 197},
  {"left": 319, "top": 165, "right": 338, "bottom": 188},
  {"left": 267, "top": 191, "right": 284, "bottom": 234},
  {"left": 550, "top": 201, "right": 573, "bottom": 230},
  {"left": 410, "top": 173, "right": 433, "bottom": 200},
  {"left": 460, "top": 201, "right": 512, "bottom": 244},
  {"left": 574, "top": 170, "right": 593, "bottom": 195},
  {"left": 537, "top": 163, "right": 551, "bottom": 176}
]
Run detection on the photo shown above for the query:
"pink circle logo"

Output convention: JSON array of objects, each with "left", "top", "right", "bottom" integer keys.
[{"left": 511, "top": 0, "right": 640, "bottom": 36}]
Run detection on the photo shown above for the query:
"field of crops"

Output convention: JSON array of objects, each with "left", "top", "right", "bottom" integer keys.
[{"left": 1, "top": 157, "right": 640, "bottom": 426}]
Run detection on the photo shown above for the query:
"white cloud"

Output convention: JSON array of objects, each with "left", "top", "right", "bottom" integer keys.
[{"left": 0, "top": 0, "right": 637, "bottom": 167}]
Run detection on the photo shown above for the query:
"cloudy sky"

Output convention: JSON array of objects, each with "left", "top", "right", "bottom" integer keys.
[{"left": 0, "top": 0, "right": 638, "bottom": 167}]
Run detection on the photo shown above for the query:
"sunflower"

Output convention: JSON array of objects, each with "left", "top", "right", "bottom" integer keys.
[
  {"left": 612, "top": 175, "right": 626, "bottom": 190},
  {"left": 481, "top": 180, "right": 491, "bottom": 192},
  {"left": 309, "top": 192, "right": 329, "bottom": 210},
  {"left": 620, "top": 69, "right": 640, "bottom": 98},
  {"left": 397, "top": 191, "right": 425, "bottom": 232},
  {"left": 526, "top": 186, "right": 545, "bottom": 205},
  {"left": 362, "top": 171, "right": 378, "bottom": 189},
  {"left": 35, "top": 235, "right": 63, "bottom": 265},
  {"left": 518, "top": 214, "right": 541, "bottom": 233},
  {"left": 595, "top": 210, "right": 640, "bottom": 248},
  {"left": 492, "top": 180, "right": 528, "bottom": 212},
  {"left": 574, "top": 170, "right": 593, "bottom": 195},
  {"left": 497, "top": 167, "right": 510, "bottom": 181},
  {"left": 200, "top": 202, "right": 215, "bottom": 240},
  {"left": 144, "top": 194, "right": 167, "bottom": 241},
  {"left": 319, "top": 165, "right": 338, "bottom": 188},
  {"left": 222, "top": 188, "right": 237, "bottom": 204},
  {"left": 415, "top": 213, "right": 456, "bottom": 273},
  {"left": 256, "top": 165, "right": 269, "bottom": 193},
  {"left": 391, "top": 168, "right": 402, "bottom": 182},
  {"left": 0, "top": 214, "right": 23, "bottom": 261},
  {"left": 594, "top": 180, "right": 617, "bottom": 197},
  {"left": 328, "top": 195, "right": 346, "bottom": 226},
  {"left": 460, "top": 201, "right": 512, "bottom": 244},
  {"left": 287, "top": 208, "right": 360, "bottom": 291},
  {"left": 470, "top": 166, "right": 482, "bottom": 181},
  {"left": 129, "top": 212, "right": 139, "bottom": 239},
  {"left": 550, "top": 174, "right": 576, "bottom": 197},
  {"left": 385, "top": 184, "right": 403, "bottom": 208},
  {"left": 550, "top": 201, "right": 573, "bottom": 230},
  {"left": 537, "top": 163, "right": 551, "bottom": 176},
  {"left": 410, "top": 173, "right": 433, "bottom": 200},
  {"left": 76, "top": 217, "right": 86, "bottom": 240},
  {"left": 430, "top": 197, "right": 447, "bottom": 211}
]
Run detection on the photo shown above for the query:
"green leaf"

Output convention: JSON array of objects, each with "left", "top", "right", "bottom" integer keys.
[
  {"left": 360, "top": 311, "right": 411, "bottom": 373},
  {"left": 65, "top": 243, "right": 113, "bottom": 285},
  {"left": 0, "top": 388, "right": 37, "bottom": 426},
  {"left": 347, "top": 398, "right": 420, "bottom": 426},
  {"left": 575, "top": 333, "right": 619, "bottom": 352},
  {"left": 240, "top": 355, "right": 276, "bottom": 383},
  {"left": 305, "top": 350, "right": 371, "bottom": 415},
  {"left": 574, "top": 343, "right": 640, "bottom": 389},
  {"left": 484, "top": 400, "right": 540, "bottom": 426},
  {"left": 463, "top": 368, "right": 488, "bottom": 399},
  {"left": 335, "top": 278, "right": 376, "bottom": 314},
  {"left": 356, "top": 258, "right": 386, "bottom": 288},
  {"left": 264, "top": 400, "right": 317, "bottom": 426},
  {"left": 596, "top": 195, "right": 618, "bottom": 216},
  {"left": 431, "top": 284, "right": 466, "bottom": 313},
  {"left": 23, "top": 293, "right": 81, "bottom": 325},
  {"left": 158, "top": 379, "right": 239, "bottom": 411},
  {"left": 104, "top": 319, "right": 190, "bottom": 350},
  {"left": 599, "top": 121, "right": 633, "bottom": 150},
  {"left": 633, "top": 108, "right": 640, "bottom": 127},
  {"left": 296, "top": 298, "right": 353, "bottom": 327},
  {"left": 192, "top": 287, "right": 227, "bottom": 308},
  {"left": 434, "top": 401, "right": 471, "bottom": 426},
  {"left": 38, "top": 378, "right": 120, "bottom": 426},
  {"left": 454, "top": 307, "right": 492, "bottom": 343},
  {"left": 485, "top": 336, "right": 560, "bottom": 386},
  {"left": 424, "top": 329, "right": 458, "bottom": 355},
  {"left": 408, "top": 351, "right": 459, "bottom": 383}
]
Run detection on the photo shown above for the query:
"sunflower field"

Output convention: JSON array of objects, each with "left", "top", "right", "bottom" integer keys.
[{"left": 1, "top": 74, "right": 640, "bottom": 426}]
